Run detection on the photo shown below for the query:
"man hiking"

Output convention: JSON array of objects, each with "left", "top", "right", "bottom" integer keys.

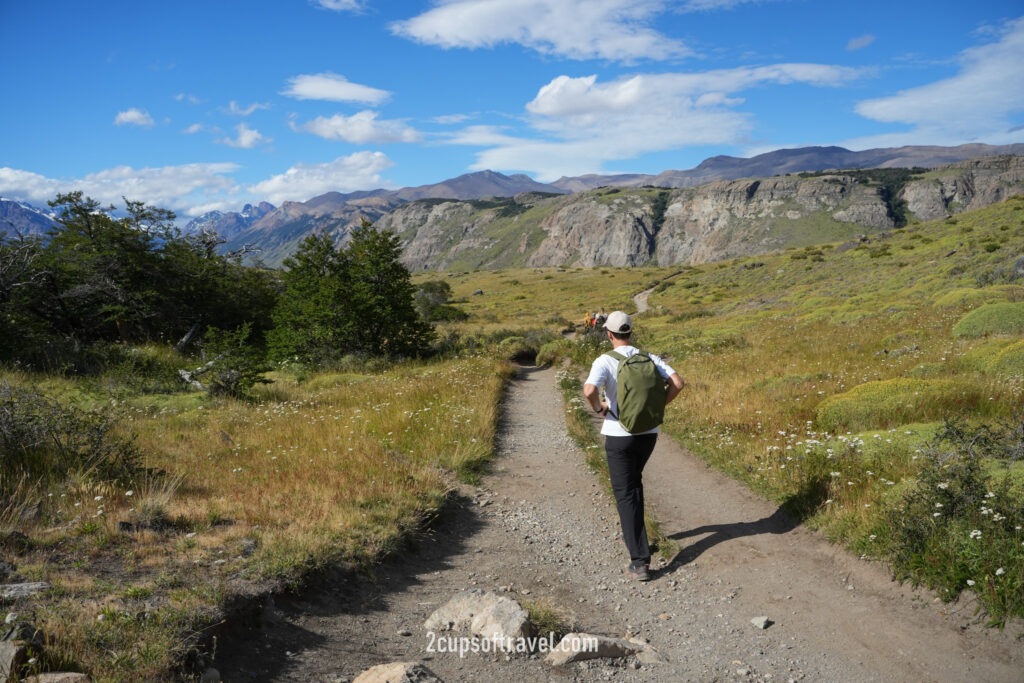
[{"left": 583, "top": 311, "right": 684, "bottom": 581}]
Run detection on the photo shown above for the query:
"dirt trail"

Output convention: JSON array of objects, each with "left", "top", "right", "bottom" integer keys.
[
  {"left": 213, "top": 365, "right": 1023, "bottom": 682},
  {"left": 633, "top": 287, "right": 655, "bottom": 314}
]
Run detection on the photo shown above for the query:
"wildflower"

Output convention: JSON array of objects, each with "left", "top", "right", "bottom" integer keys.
[
  {"left": 125, "top": 490, "right": 133, "bottom": 497},
  {"left": 966, "top": 579, "right": 976, "bottom": 586},
  {"left": 936, "top": 483, "right": 948, "bottom": 490},
  {"left": 94, "top": 496, "right": 103, "bottom": 502},
  {"left": 933, "top": 512, "right": 941, "bottom": 517},
  {"left": 969, "top": 529, "right": 982, "bottom": 539},
  {"left": 830, "top": 472, "right": 840, "bottom": 477},
  {"left": 985, "top": 491, "right": 996, "bottom": 499},
  {"left": 995, "top": 568, "right": 1005, "bottom": 576},
  {"left": 869, "top": 535, "right": 876, "bottom": 541}
]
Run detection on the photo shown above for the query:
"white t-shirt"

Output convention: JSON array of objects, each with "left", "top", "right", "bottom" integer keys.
[{"left": 585, "top": 345, "right": 676, "bottom": 437}]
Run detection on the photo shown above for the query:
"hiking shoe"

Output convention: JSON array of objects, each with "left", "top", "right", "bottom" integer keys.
[{"left": 627, "top": 561, "right": 650, "bottom": 582}]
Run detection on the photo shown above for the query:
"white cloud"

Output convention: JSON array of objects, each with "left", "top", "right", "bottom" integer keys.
[
  {"left": 443, "top": 125, "right": 523, "bottom": 146},
  {"left": 678, "top": 0, "right": 778, "bottom": 11},
  {"left": 846, "top": 34, "right": 875, "bottom": 51},
  {"left": 183, "top": 123, "right": 211, "bottom": 134},
  {"left": 433, "top": 113, "right": 474, "bottom": 124},
  {"left": 0, "top": 163, "right": 240, "bottom": 215},
  {"left": 298, "top": 111, "right": 422, "bottom": 144},
  {"left": 466, "top": 63, "right": 865, "bottom": 180},
  {"left": 281, "top": 72, "right": 391, "bottom": 104},
  {"left": 226, "top": 100, "right": 270, "bottom": 116},
  {"left": 391, "top": 0, "right": 691, "bottom": 62},
  {"left": 313, "top": 0, "right": 363, "bottom": 10},
  {"left": 175, "top": 93, "right": 201, "bottom": 104},
  {"left": 217, "top": 123, "right": 272, "bottom": 149},
  {"left": 248, "top": 152, "right": 394, "bottom": 204},
  {"left": 849, "top": 16, "right": 1024, "bottom": 147},
  {"left": 114, "top": 108, "right": 155, "bottom": 127}
]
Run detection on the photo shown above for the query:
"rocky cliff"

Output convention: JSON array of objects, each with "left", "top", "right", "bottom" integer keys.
[{"left": 379, "top": 156, "right": 1024, "bottom": 270}]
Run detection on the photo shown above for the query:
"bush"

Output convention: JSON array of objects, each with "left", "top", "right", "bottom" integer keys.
[
  {"left": 882, "top": 417, "right": 1024, "bottom": 625},
  {"left": 988, "top": 340, "right": 1024, "bottom": 379},
  {"left": 952, "top": 302, "right": 1024, "bottom": 338},
  {"left": 816, "top": 378, "right": 989, "bottom": 432},
  {"left": 199, "top": 324, "right": 272, "bottom": 398},
  {"left": 536, "top": 339, "right": 572, "bottom": 366},
  {"left": 933, "top": 288, "right": 1002, "bottom": 309},
  {"left": 0, "top": 384, "right": 143, "bottom": 498}
]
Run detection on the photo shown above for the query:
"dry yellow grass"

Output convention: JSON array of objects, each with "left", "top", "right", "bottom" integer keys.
[{"left": 5, "top": 356, "right": 512, "bottom": 680}]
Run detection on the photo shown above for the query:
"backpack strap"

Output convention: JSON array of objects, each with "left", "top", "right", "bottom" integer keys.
[{"left": 602, "top": 351, "right": 630, "bottom": 420}]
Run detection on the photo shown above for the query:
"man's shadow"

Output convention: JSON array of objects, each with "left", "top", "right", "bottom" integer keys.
[{"left": 653, "top": 507, "right": 798, "bottom": 577}]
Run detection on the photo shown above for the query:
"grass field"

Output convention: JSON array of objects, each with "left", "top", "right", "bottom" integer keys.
[{"left": 2, "top": 356, "right": 512, "bottom": 680}]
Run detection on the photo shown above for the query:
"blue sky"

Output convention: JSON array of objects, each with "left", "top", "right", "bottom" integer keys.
[{"left": 1, "top": 0, "right": 1022, "bottom": 218}]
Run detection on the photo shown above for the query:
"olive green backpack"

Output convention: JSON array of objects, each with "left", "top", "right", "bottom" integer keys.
[{"left": 606, "top": 351, "right": 667, "bottom": 433}]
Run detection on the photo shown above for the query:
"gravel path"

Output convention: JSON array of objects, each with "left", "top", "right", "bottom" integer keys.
[{"left": 213, "top": 365, "right": 1023, "bottom": 682}]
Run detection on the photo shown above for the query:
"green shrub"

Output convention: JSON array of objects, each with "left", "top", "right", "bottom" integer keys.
[
  {"left": 199, "top": 323, "right": 273, "bottom": 398},
  {"left": 882, "top": 417, "right": 1024, "bottom": 625},
  {"left": 536, "top": 339, "right": 572, "bottom": 366},
  {"left": 988, "top": 340, "right": 1024, "bottom": 379},
  {"left": 952, "top": 302, "right": 1024, "bottom": 338},
  {"left": 933, "top": 288, "right": 995, "bottom": 309},
  {"left": 0, "top": 384, "right": 143, "bottom": 498},
  {"left": 816, "top": 378, "right": 988, "bottom": 432}
]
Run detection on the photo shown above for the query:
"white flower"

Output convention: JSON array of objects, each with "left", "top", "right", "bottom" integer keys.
[
  {"left": 935, "top": 503, "right": 943, "bottom": 508},
  {"left": 969, "top": 529, "right": 982, "bottom": 539},
  {"left": 985, "top": 491, "right": 996, "bottom": 499},
  {"left": 966, "top": 579, "right": 976, "bottom": 586},
  {"left": 936, "top": 483, "right": 949, "bottom": 490},
  {"left": 125, "top": 490, "right": 133, "bottom": 497},
  {"left": 94, "top": 496, "right": 103, "bottom": 502},
  {"left": 933, "top": 512, "right": 941, "bottom": 517},
  {"left": 995, "top": 568, "right": 1005, "bottom": 576}
]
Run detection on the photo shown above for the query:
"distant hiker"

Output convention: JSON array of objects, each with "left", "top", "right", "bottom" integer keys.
[
  {"left": 583, "top": 311, "right": 684, "bottom": 581},
  {"left": 594, "top": 307, "right": 607, "bottom": 327}
]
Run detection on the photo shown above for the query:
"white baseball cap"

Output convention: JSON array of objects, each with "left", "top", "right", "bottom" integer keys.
[{"left": 603, "top": 311, "right": 632, "bottom": 334}]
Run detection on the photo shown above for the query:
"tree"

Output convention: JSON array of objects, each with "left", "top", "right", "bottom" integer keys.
[
  {"left": 415, "top": 279, "right": 468, "bottom": 322},
  {"left": 268, "top": 220, "right": 433, "bottom": 365},
  {"left": 346, "top": 220, "right": 433, "bottom": 357},
  {"left": 267, "top": 233, "right": 352, "bottom": 364}
]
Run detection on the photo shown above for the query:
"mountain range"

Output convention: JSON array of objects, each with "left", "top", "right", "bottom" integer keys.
[{"left": 4, "top": 143, "right": 1023, "bottom": 267}]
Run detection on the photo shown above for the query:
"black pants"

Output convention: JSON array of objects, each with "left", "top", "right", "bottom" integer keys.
[{"left": 604, "top": 433, "right": 658, "bottom": 565}]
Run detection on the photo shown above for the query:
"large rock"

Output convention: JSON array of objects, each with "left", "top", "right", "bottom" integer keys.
[
  {"left": 1, "top": 583, "right": 48, "bottom": 600},
  {"left": 0, "top": 640, "right": 26, "bottom": 682},
  {"left": 424, "top": 589, "right": 530, "bottom": 642},
  {"left": 545, "top": 633, "right": 643, "bottom": 666},
  {"left": 424, "top": 589, "right": 500, "bottom": 632},
  {"left": 26, "top": 674, "right": 91, "bottom": 683},
  {"left": 353, "top": 661, "right": 442, "bottom": 683},
  {"left": 469, "top": 596, "right": 531, "bottom": 642}
]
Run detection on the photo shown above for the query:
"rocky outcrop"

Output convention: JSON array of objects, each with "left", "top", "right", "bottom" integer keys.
[
  {"left": 527, "top": 194, "right": 657, "bottom": 267},
  {"left": 900, "top": 155, "right": 1024, "bottom": 222},
  {"left": 654, "top": 174, "right": 891, "bottom": 265}
]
